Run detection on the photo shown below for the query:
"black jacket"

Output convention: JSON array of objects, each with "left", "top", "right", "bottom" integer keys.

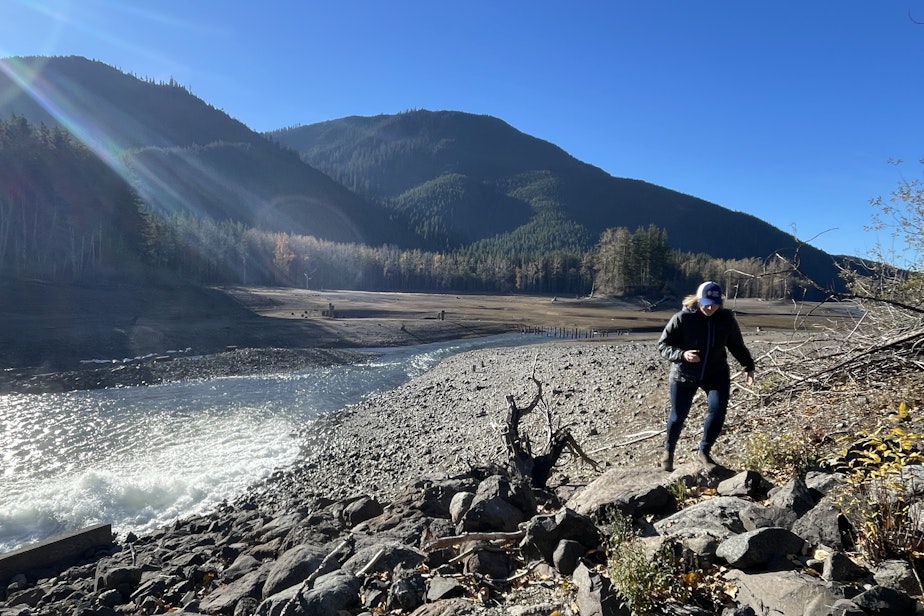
[{"left": 657, "top": 307, "right": 755, "bottom": 384}]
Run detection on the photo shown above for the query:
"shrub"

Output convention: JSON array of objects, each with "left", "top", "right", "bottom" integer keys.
[
  {"left": 835, "top": 404, "right": 924, "bottom": 564},
  {"left": 605, "top": 512, "right": 690, "bottom": 614},
  {"left": 739, "top": 430, "right": 821, "bottom": 479}
]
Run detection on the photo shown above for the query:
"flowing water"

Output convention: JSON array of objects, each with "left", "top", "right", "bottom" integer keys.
[{"left": 0, "top": 333, "right": 534, "bottom": 553}]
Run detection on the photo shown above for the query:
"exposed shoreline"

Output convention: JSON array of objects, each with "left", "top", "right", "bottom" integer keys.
[
  {"left": 241, "top": 330, "right": 854, "bottom": 512},
  {"left": 0, "top": 282, "right": 840, "bottom": 395}
]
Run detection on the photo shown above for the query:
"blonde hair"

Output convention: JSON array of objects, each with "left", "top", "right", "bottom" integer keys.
[{"left": 682, "top": 294, "right": 700, "bottom": 309}]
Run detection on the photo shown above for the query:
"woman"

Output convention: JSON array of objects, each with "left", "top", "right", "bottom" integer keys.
[{"left": 657, "top": 281, "right": 755, "bottom": 472}]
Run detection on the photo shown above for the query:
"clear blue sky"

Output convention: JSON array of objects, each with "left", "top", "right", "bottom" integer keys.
[{"left": 3, "top": 1, "right": 923, "bottom": 264}]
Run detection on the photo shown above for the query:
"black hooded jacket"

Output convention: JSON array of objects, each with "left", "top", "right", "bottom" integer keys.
[{"left": 657, "top": 306, "right": 755, "bottom": 384}]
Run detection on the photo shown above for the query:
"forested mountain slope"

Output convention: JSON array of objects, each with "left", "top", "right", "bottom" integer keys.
[
  {"left": 270, "top": 111, "right": 842, "bottom": 287},
  {"left": 0, "top": 56, "right": 407, "bottom": 246}
]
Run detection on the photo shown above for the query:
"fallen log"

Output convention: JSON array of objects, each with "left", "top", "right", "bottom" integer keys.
[{"left": 424, "top": 530, "right": 527, "bottom": 552}]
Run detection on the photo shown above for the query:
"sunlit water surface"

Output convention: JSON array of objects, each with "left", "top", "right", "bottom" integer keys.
[{"left": 0, "top": 334, "right": 534, "bottom": 553}]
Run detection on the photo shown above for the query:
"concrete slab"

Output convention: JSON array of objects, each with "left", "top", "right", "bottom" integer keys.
[{"left": 0, "top": 523, "right": 113, "bottom": 581}]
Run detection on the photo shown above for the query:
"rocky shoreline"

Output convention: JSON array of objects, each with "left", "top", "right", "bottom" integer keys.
[
  {"left": 2, "top": 334, "right": 922, "bottom": 615},
  {"left": 0, "top": 347, "right": 375, "bottom": 395}
]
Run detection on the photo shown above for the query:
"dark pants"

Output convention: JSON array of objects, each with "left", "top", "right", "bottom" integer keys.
[{"left": 665, "top": 377, "right": 730, "bottom": 453}]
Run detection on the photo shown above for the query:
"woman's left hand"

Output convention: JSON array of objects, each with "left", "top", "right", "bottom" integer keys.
[{"left": 745, "top": 371, "right": 755, "bottom": 386}]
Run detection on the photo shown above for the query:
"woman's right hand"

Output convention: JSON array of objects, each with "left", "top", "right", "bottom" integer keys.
[{"left": 683, "top": 350, "right": 701, "bottom": 363}]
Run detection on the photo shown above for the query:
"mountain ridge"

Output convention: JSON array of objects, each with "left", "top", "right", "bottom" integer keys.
[
  {"left": 0, "top": 55, "right": 846, "bottom": 291},
  {"left": 268, "top": 110, "right": 841, "bottom": 286}
]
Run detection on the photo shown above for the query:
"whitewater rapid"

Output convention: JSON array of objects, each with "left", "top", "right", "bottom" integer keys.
[{"left": 0, "top": 334, "right": 531, "bottom": 553}]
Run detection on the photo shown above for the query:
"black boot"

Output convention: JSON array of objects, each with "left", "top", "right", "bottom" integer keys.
[{"left": 660, "top": 450, "right": 674, "bottom": 472}]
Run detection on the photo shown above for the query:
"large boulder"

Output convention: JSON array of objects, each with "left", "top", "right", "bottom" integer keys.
[
  {"left": 566, "top": 468, "right": 675, "bottom": 520},
  {"left": 262, "top": 543, "right": 328, "bottom": 598},
  {"left": 521, "top": 507, "right": 603, "bottom": 563},
  {"left": 724, "top": 569, "right": 840, "bottom": 616},
  {"left": 458, "top": 474, "right": 536, "bottom": 532},
  {"left": 716, "top": 527, "right": 806, "bottom": 570}
]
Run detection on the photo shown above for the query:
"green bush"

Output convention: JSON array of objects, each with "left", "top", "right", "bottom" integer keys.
[
  {"left": 835, "top": 405, "right": 924, "bottom": 564},
  {"left": 605, "top": 512, "right": 690, "bottom": 614}
]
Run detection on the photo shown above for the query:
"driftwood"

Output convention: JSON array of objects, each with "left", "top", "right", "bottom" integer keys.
[
  {"left": 503, "top": 373, "right": 600, "bottom": 488},
  {"left": 305, "top": 537, "right": 352, "bottom": 585},
  {"left": 423, "top": 530, "right": 526, "bottom": 552},
  {"left": 587, "top": 428, "right": 665, "bottom": 455},
  {"left": 744, "top": 246, "right": 924, "bottom": 404}
]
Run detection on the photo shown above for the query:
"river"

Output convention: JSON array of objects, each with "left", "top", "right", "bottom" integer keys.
[{"left": 0, "top": 333, "right": 534, "bottom": 553}]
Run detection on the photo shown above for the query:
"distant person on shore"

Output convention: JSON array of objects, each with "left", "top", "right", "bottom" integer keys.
[{"left": 656, "top": 281, "right": 755, "bottom": 472}]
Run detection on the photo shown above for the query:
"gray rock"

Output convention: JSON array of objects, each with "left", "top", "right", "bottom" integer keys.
[
  {"left": 459, "top": 474, "right": 536, "bottom": 532},
  {"left": 96, "top": 588, "right": 123, "bottom": 608},
  {"left": 521, "top": 507, "right": 602, "bottom": 563},
  {"left": 829, "top": 598, "right": 866, "bottom": 615},
  {"left": 908, "top": 501, "right": 924, "bottom": 534},
  {"left": 355, "top": 508, "right": 427, "bottom": 542},
  {"left": 261, "top": 543, "right": 327, "bottom": 598},
  {"left": 804, "top": 469, "right": 843, "bottom": 497},
  {"left": 507, "top": 604, "right": 561, "bottom": 616},
  {"left": 94, "top": 555, "right": 142, "bottom": 594},
  {"left": 252, "top": 511, "right": 305, "bottom": 545},
  {"left": 567, "top": 467, "right": 676, "bottom": 520},
  {"left": 222, "top": 553, "right": 262, "bottom": 582},
  {"left": 721, "top": 607, "right": 757, "bottom": 616},
  {"left": 851, "top": 584, "right": 917, "bottom": 615},
  {"left": 287, "top": 571, "right": 362, "bottom": 616},
  {"left": 408, "top": 597, "right": 482, "bottom": 615},
  {"left": 253, "top": 576, "right": 301, "bottom": 616},
  {"left": 462, "top": 544, "right": 511, "bottom": 579},
  {"left": 655, "top": 496, "right": 750, "bottom": 539},
  {"left": 872, "top": 559, "right": 920, "bottom": 596},
  {"left": 571, "top": 562, "right": 627, "bottom": 616},
  {"left": 449, "top": 491, "right": 475, "bottom": 524},
  {"left": 233, "top": 597, "right": 259, "bottom": 616},
  {"left": 739, "top": 503, "right": 797, "bottom": 531},
  {"left": 715, "top": 527, "right": 806, "bottom": 570},
  {"left": 199, "top": 566, "right": 269, "bottom": 614},
  {"left": 684, "top": 533, "right": 726, "bottom": 562},
  {"left": 342, "top": 495, "right": 384, "bottom": 528},
  {"left": 340, "top": 541, "right": 424, "bottom": 577},
  {"left": 717, "top": 470, "right": 770, "bottom": 499},
  {"left": 3, "top": 586, "right": 46, "bottom": 608},
  {"left": 388, "top": 568, "right": 425, "bottom": 611},
  {"left": 898, "top": 465, "right": 924, "bottom": 497},
  {"left": 822, "top": 551, "right": 868, "bottom": 582},
  {"left": 767, "top": 478, "right": 815, "bottom": 517},
  {"left": 426, "top": 574, "right": 465, "bottom": 601},
  {"left": 278, "top": 510, "right": 341, "bottom": 552},
  {"left": 481, "top": 474, "right": 537, "bottom": 515},
  {"left": 724, "top": 569, "right": 839, "bottom": 616},
  {"left": 791, "top": 496, "right": 849, "bottom": 550},
  {"left": 552, "top": 539, "right": 585, "bottom": 575},
  {"left": 390, "top": 476, "right": 481, "bottom": 517}
]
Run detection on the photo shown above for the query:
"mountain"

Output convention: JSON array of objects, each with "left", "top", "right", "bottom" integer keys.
[
  {"left": 0, "top": 56, "right": 408, "bottom": 246},
  {"left": 269, "top": 111, "right": 843, "bottom": 287},
  {"left": 0, "top": 55, "right": 846, "bottom": 292}
]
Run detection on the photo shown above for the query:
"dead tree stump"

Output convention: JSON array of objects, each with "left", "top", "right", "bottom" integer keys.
[{"left": 504, "top": 377, "right": 599, "bottom": 488}]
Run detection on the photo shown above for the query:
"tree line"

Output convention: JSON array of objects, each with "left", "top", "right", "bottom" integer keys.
[{"left": 138, "top": 212, "right": 795, "bottom": 300}]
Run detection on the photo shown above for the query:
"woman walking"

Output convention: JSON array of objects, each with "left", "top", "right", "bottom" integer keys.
[{"left": 657, "top": 281, "right": 755, "bottom": 472}]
